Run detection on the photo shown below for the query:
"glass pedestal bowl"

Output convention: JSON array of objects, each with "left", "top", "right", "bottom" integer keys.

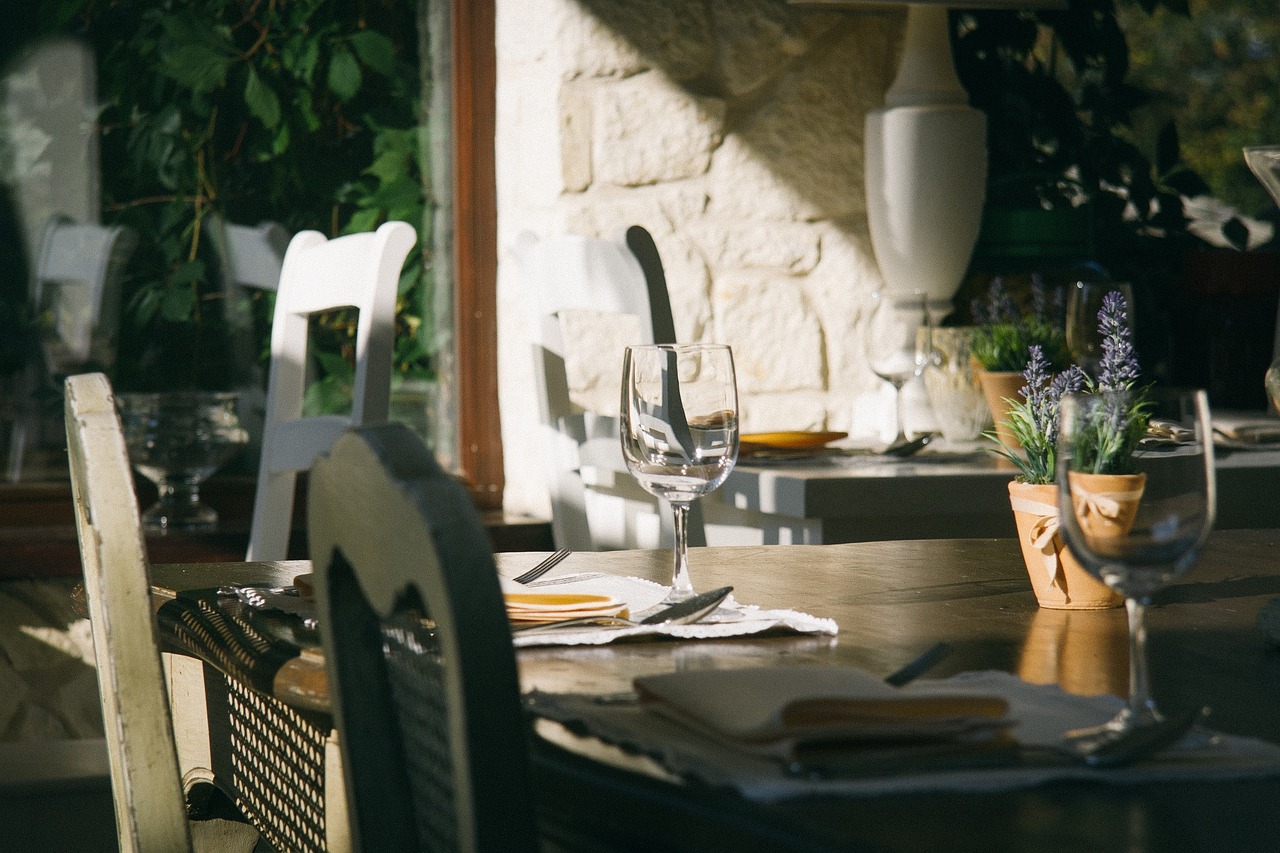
[{"left": 115, "top": 391, "right": 250, "bottom": 533}]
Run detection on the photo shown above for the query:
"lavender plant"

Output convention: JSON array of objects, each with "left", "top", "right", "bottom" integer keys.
[
  {"left": 970, "top": 276, "right": 1070, "bottom": 373},
  {"left": 1069, "top": 291, "right": 1152, "bottom": 475},
  {"left": 991, "top": 345, "right": 1087, "bottom": 483},
  {"left": 992, "top": 289, "right": 1150, "bottom": 480}
]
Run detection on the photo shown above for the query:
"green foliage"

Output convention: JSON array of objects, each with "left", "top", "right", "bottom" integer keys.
[
  {"left": 952, "top": 0, "right": 1206, "bottom": 268},
  {"left": 971, "top": 320, "right": 1069, "bottom": 373},
  {"left": 1119, "top": 0, "right": 1280, "bottom": 216},
  {"left": 40, "top": 0, "right": 432, "bottom": 394},
  {"left": 1062, "top": 389, "right": 1153, "bottom": 476}
]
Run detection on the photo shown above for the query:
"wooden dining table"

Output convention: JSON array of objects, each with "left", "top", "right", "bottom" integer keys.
[{"left": 151, "top": 527, "right": 1280, "bottom": 852}]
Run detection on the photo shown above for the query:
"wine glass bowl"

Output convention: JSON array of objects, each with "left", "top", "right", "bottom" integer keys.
[
  {"left": 1056, "top": 389, "right": 1216, "bottom": 741},
  {"left": 116, "top": 390, "right": 250, "bottom": 533},
  {"left": 1066, "top": 281, "right": 1134, "bottom": 376},
  {"left": 621, "top": 344, "right": 738, "bottom": 603}
]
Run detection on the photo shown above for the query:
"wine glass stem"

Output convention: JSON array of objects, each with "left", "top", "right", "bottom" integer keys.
[
  {"left": 892, "top": 383, "right": 908, "bottom": 444},
  {"left": 1126, "top": 597, "right": 1160, "bottom": 725},
  {"left": 158, "top": 477, "right": 201, "bottom": 510},
  {"left": 670, "top": 500, "right": 694, "bottom": 601}
]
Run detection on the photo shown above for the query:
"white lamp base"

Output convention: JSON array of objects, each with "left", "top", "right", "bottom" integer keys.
[{"left": 865, "top": 102, "right": 987, "bottom": 314}]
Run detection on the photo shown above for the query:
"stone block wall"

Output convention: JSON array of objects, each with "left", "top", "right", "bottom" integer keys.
[{"left": 497, "top": 0, "right": 917, "bottom": 517}]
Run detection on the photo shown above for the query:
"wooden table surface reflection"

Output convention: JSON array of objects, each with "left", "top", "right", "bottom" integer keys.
[{"left": 152, "top": 529, "right": 1280, "bottom": 852}]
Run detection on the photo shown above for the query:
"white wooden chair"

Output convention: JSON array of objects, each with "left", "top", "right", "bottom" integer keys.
[
  {"left": 247, "top": 220, "right": 416, "bottom": 561},
  {"left": 308, "top": 423, "right": 538, "bottom": 851},
  {"left": 64, "top": 372, "right": 258, "bottom": 853},
  {"left": 516, "top": 225, "right": 704, "bottom": 551},
  {"left": 7, "top": 217, "right": 135, "bottom": 481}
]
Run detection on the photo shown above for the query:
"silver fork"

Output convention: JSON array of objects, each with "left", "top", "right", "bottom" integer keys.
[{"left": 512, "top": 548, "right": 571, "bottom": 585}]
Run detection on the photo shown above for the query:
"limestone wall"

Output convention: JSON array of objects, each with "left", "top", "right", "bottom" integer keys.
[{"left": 496, "top": 0, "right": 913, "bottom": 517}]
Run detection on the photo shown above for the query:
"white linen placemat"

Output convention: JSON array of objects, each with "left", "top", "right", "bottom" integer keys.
[
  {"left": 509, "top": 574, "right": 837, "bottom": 648},
  {"left": 527, "top": 670, "right": 1280, "bottom": 801}
]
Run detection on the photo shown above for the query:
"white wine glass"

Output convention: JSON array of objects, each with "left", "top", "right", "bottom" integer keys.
[
  {"left": 865, "top": 291, "right": 929, "bottom": 447},
  {"left": 621, "top": 344, "right": 738, "bottom": 604},
  {"left": 1056, "top": 389, "right": 1216, "bottom": 744}
]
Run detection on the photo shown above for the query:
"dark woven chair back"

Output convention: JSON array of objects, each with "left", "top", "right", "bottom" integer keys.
[{"left": 309, "top": 424, "right": 538, "bottom": 852}]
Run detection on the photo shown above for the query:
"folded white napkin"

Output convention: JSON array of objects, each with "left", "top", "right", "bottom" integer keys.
[
  {"left": 504, "top": 574, "right": 837, "bottom": 648},
  {"left": 500, "top": 576, "right": 628, "bottom": 624},
  {"left": 635, "top": 666, "right": 1010, "bottom": 762}
]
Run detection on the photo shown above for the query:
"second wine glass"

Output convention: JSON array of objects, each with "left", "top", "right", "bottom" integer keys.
[
  {"left": 1056, "top": 388, "right": 1216, "bottom": 743},
  {"left": 621, "top": 344, "right": 738, "bottom": 604},
  {"left": 865, "top": 291, "right": 930, "bottom": 448}
]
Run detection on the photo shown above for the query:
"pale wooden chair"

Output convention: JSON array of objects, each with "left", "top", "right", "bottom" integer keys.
[
  {"left": 516, "top": 225, "right": 705, "bottom": 551},
  {"left": 308, "top": 423, "right": 538, "bottom": 851},
  {"left": 7, "top": 217, "right": 136, "bottom": 481},
  {"left": 247, "top": 220, "right": 416, "bottom": 561},
  {"left": 64, "top": 372, "right": 259, "bottom": 853}
]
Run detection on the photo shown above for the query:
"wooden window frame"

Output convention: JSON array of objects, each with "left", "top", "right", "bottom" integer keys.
[{"left": 452, "top": 0, "right": 502, "bottom": 511}]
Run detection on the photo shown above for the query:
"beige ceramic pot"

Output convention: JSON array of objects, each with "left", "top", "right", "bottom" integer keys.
[
  {"left": 974, "top": 366, "right": 1025, "bottom": 450},
  {"left": 1007, "top": 476, "right": 1144, "bottom": 610}
]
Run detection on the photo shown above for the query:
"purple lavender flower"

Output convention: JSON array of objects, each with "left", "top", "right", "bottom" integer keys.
[
  {"left": 975, "top": 277, "right": 1018, "bottom": 326},
  {"left": 1045, "top": 366, "right": 1086, "bottom": 443},
  {"left": 1096, "top": 290, "right": 1140, "bottom": 390},
  {"left": 1021, "top": 346, "right": 1086, "bottom": 447}
]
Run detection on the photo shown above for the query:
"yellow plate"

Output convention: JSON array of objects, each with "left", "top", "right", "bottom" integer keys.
[{"left": 740, "top": 431, "right": 848, "bottom": 451}]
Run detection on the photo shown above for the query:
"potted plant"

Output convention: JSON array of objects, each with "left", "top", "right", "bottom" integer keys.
[
  {"left": 994, "top": 290, "right": 1149, "bottom": 609},
  {"left": 970, "top": 276, "right": 1069, "bottom": 449}
]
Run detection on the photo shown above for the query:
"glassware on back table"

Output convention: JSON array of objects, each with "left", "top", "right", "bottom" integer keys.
[
  {"left": 116, "top": 391, "right": 250, "bottom": 533},
  {"left": 865, "top": 291, "right": 929, "bottom": 447},
  {"left": 1055, "top": 389, "right": 1216, "bottom": 744},
  {"left": 1066, "top": 280, "right": 1134, "bottom": 376},
  {"left": 919, "top": 325, "right": 990, "bottom": 444},
  {"left": 621, "top": 344, "right": 738, "bottom": 604}
]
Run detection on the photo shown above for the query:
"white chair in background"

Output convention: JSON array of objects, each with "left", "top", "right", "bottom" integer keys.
[
  {"left": 206, "top": 218, "right": 292, "bottom": 464},
  {"left": 247, "top": 220, "right": 416, "bottom": 562},
  {"left": 517, "top": 225, "right": 704, "bottom": 551},
  {"left": 7, "top": 216, "right": 136, "bottom": 481}
]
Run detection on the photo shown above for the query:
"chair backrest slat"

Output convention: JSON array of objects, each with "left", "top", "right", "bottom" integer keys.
[
  {"left": 65, "top": 372, "right": 194, "bottom": 853},
  {"left": 247, "top": 221, "right": 416, "bottom": 561}
]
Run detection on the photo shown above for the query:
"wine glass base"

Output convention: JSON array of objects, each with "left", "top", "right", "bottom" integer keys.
[
  {"left": 141, "top": 501, "right": 219, "bottom": 534},
  {"left": 1063, "top": 706, "right": 1161, "bottom": 752}
]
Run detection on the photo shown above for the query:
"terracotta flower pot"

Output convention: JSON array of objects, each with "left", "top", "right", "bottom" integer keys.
[
  {"left": 1007, "top": 477, "right": 1144, "bottom": 610},
  {"left": 974, "top": 366, "right": 1025, "bottom": 450}
]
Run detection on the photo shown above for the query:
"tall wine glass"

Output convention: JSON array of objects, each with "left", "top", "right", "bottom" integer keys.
[
  {"left": 1066, "top": 280, "right": 1134, "bottom": 375},
  {"left": 864, "top": 291, "right": 930, "bottom": 447},
  {"left": 621, "top": 344, "right": 738, "bottom": 604},
  {"left": 1056, "top": 389, "right": 1216, "bottom": 743}
]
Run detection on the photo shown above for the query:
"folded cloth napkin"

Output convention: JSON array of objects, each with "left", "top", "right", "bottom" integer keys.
[
  {"left": 528, "top": 670, "right": 1280, "bottom": 801},
  {"left": 504, "top": 574, "right": 838, "bottom": 648},
  {"left": 634, "top": 666, "right": 1010, "bottom": 762},
  {"left": 500, "top": 576, "right": 628, "bottom": 624}
]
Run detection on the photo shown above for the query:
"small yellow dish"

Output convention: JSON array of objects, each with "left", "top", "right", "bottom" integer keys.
[{"left": 740, "top": 431, "right": 848, "bottom": 452}]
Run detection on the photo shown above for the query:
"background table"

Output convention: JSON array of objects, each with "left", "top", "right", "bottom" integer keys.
[{"left": 710, "top": 447, "right": 1280, "bottom": 544}]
